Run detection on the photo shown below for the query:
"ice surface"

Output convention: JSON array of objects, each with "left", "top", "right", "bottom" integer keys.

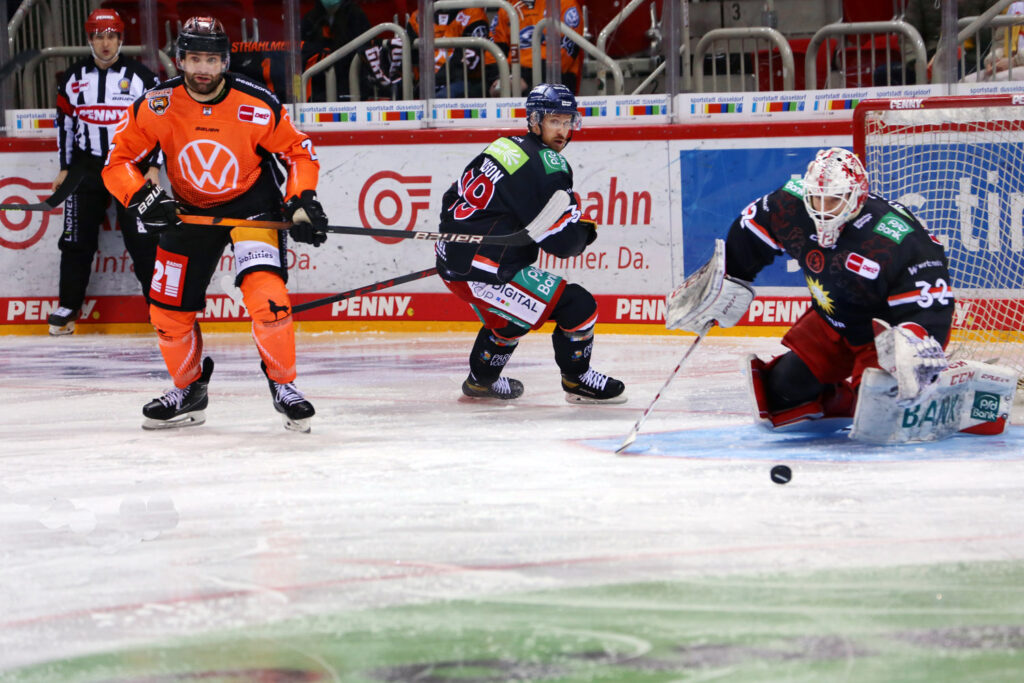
[{"left": 2, "top": 330, "right": 1023, "bottom": 680}]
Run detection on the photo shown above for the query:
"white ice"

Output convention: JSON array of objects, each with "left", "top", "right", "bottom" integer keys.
[{"left": 2, "top": 330, "right": 1024, "bottom": 673}]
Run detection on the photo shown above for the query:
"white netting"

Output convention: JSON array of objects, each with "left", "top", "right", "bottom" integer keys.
[{"left": 859, "top": 97, "right": 1024, "bottom": 379}]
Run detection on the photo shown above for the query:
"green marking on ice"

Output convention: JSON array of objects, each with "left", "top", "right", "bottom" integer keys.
[{"left": 8, "top": 561, "right": 1024, "bottom": 682}]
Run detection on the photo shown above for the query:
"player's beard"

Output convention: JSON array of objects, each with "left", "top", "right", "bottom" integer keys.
[{"left": 184, "top": 70, "right": 225, "bottom": 97}]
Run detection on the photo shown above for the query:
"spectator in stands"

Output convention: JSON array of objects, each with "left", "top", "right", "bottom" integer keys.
[
  {"left": 485, "top": 0, "right": 584, "bottom": 95},
  {"left": 885, "top": 0, "right": 991, "bottom": 83},
  {"left": 300, "top": 0, "right": 375, "bottom": 101},
  {"left": 961, "top": 1, "right": 1024, "bottom": 81},
  {"left": 47, "top": 8, "right": 162, "bottom": 336},
  {"left": 387, "top": 7, "right": 491, "bottom": 98}
]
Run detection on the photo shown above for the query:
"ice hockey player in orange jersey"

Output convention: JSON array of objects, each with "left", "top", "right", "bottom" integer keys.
[
  {"left": 103, "top": 16, "right": 327, "bottom": 433},
  {"left": 486, "top": 0, "right": 583, "bottom": 95}
]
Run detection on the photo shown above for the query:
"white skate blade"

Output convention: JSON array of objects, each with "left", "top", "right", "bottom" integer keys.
[
  {"left": 281, "top": 415, "right": 311, "bottom": 433},
  {"left": 48, "top": 322, "right": 75, "bottom": 336},
  {"left": 563, "top": 392, "right": 628, "bottom": 405},
  {"left": 142, "top": 410, "right": 206, "bottom": 431}
]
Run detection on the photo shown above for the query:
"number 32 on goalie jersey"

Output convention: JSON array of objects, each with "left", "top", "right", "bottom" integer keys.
[{"left": 890, "top": 278, "right": 952, "bottom": 309}]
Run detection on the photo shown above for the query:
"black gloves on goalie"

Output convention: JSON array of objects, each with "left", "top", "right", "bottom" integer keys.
[
  {"left": 127, "top": 181, "right": 181, "bottom": 234},
  {"left": 285, "top": 190, "right": 328, "bottom": 247}
]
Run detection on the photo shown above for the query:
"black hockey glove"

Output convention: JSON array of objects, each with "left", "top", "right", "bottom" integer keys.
[
  {"left": 581, "top": 219, "right": 598, "bottom": 246},
  {"left": 127, "top": 181, "right": 180, "bottom": 234},
  {"left": 285, "top": 190, "right": 328, "bottom": 247}
]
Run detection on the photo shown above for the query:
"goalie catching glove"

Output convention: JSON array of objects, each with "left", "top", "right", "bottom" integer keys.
[
  {"left": 127, "top": 181, "right": 180, "bottom": 234},
  {"left": 872, "top": 318, "right": 949, "bottom": 405},
  {"left": 665, "top": 238, "right": 755, "bottom": 334},
  {"left": 285, "top": 190, "right": 328, "bottom": 247}
]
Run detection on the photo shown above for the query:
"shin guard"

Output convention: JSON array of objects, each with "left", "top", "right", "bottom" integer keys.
[
  {"left": 150, "top": 305, "right": 202, "bottom": 388},
  {"left": 552, "top": 325, "right": 594, "bottom": 378},
  {"left": 242, "top": 271, "right": 297, "bottom": 384},
  {"left": 468, "top": 327, "right": 521, "bottom": 385}
]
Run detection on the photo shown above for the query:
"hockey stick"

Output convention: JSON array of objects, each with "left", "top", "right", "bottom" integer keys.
[
  {"left": 615, "top": 326, "right": 709, "bottom": 455},
  {"left": 179, "top": 215, "right": 535, "bottom": 246},
  {"left": 0, "top": 165, "right": 85, "bottom": 211},
  {"left": 292, "top": 267, "right": 437, "bottom": 314},
  {"left": 178, "top": 188, "right": 573, "bottom": 247}
]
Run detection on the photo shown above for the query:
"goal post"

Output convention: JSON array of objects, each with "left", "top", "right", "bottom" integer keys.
[{"left": 853, "top": 95, "right": 1024, "bottom": 378}]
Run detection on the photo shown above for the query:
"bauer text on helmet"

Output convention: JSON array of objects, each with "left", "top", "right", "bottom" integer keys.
[{"left": 802, "top": 147, "right": 869, "bottom": 249}]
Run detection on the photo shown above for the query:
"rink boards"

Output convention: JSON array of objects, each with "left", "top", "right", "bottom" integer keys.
[{"left": 3, "top": 120, "right": 1023, "bottom": 335}]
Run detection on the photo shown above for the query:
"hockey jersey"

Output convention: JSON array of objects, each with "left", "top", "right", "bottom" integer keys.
[
  {"left": 436, "top": 131, "right": 589, "bottom": 284},
  {"left": 103, "top": 73, "right": 319, "bottom": 212},
  {"left": 725, "top": 179, "right": 954, "bottom": 346},
  {"left": 486, "top": 0, "right": 583, "bottom": 85},
  {"left": 409, "top": 8, "right": 490, "bottom": 74},
  {"left": 55, "top": 55, "right": 160, "bottom": 168}
]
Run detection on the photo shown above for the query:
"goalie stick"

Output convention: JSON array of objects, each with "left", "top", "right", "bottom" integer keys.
[
  {"left": 178, "top": 189, "right": 574, "bottom": 247},
  {"left": 0, "top": 165, "right": 85, "bottom": 211},
  {"left": 292, "top": 267, "right": 437, "bottom": 314},
  {"left": 615, "top": 326, "right": 709, "bottom": 454}
]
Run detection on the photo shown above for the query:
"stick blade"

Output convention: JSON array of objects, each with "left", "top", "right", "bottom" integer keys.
[{"left": 614, "top": 430, "right": 637, "bottom": 455}]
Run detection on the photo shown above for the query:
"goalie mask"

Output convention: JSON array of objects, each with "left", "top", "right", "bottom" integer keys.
[{"left": 802, "top": 147, "right": 869, "bottom": 249}]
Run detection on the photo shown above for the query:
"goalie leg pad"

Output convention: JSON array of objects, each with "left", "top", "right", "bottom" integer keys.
[{"left": 850, "top": 360, "right": 1017, "bottom": 444}]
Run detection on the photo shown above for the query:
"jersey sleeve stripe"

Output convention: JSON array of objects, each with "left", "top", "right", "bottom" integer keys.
[
  {"left": 471, "top": 254, "right": 500, "bottom": 274},
  {"left": 741, "top": 215, "right": 783, "bottom": 250},
  {"left": 535, "top": 209, "right": 575, "bottom": 241}
]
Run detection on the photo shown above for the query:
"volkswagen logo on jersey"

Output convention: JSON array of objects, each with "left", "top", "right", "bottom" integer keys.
[{"left": 177, "top": 140, "right": 239, "bottom": 194}]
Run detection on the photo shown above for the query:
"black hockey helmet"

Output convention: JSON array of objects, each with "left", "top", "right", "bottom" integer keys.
[
  {"left": 176, "top": 16, "right": 230, "bottom": 68},
  {"left": 525, "top": 83, "right": 581, "bottom": 131}
]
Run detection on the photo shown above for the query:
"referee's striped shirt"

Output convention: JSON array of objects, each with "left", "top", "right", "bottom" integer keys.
[{"left": 55, "top": 55, "right": 161, "bottom": 167}]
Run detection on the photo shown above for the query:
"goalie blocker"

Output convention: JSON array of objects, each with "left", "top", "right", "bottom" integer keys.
[{"left": 665, "top": 239, "right": 755, "bottom": 334}]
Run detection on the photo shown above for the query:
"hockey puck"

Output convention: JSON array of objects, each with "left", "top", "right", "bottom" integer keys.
[{"left": 770, "top": 464, "right": 792, "bottom": 485}]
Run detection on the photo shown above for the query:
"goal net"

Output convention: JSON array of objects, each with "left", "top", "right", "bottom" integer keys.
[{"left": 854, "top": 95, "right": 1024, "bottom": 379}]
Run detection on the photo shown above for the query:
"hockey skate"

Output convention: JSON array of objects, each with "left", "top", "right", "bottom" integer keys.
[
  {"left": 142, "top": 357, "right": 214, "bottom": 430},
  {"left": 562, "top": 368, "right": 627, "bottom": 404},
  {"left": 261, "top": 362, "right": 315, "bottom": 433},
  {"left": 461, "top": 373, "right": 524, "bottom": 400},
  {"left": 47, "top": 307, "right": 79, "bottom": 336}
]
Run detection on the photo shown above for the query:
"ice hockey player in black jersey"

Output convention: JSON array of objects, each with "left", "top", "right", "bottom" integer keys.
[
  {"left": 668, "top": 147, "right": 955, "bottom": 433},
  {"left": 47, "top": 9, "right": 162, "bottom": 335},
  {"left": 435, "top": 83, "right": 626, "bottom": 404}
]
